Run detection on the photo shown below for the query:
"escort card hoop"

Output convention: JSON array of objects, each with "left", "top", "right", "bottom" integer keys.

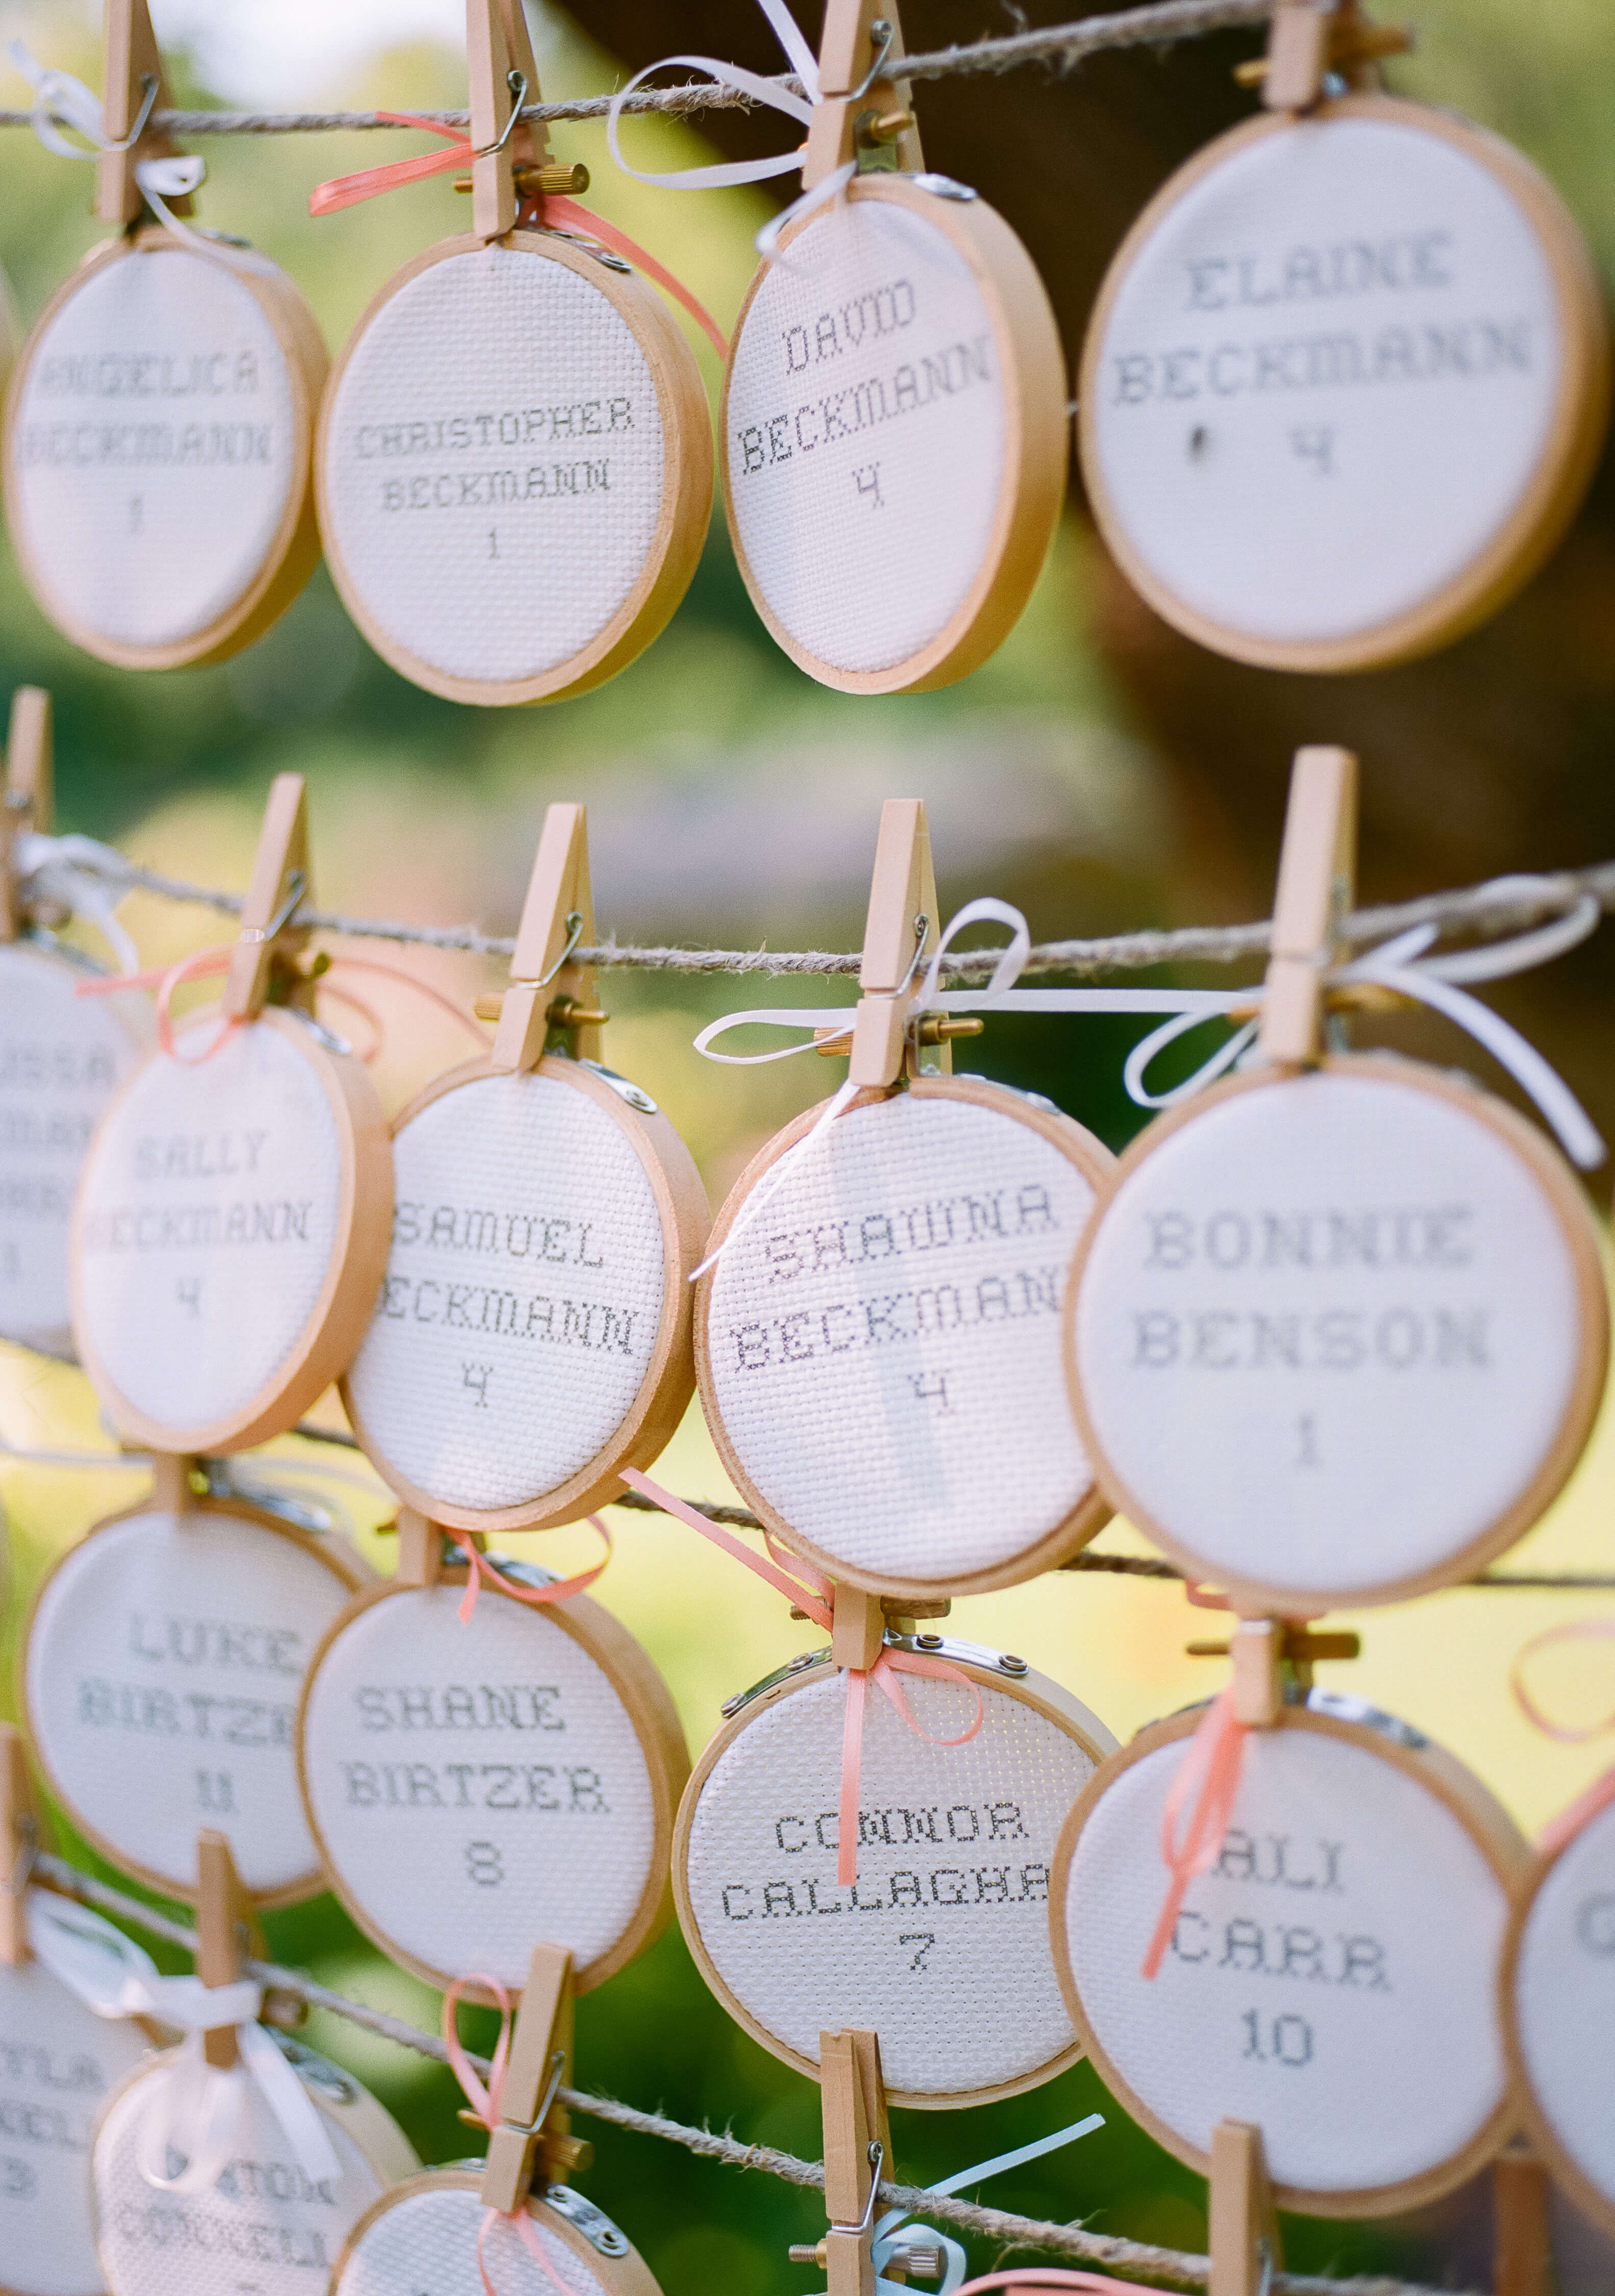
[
  {"left": 1077, "top": 0, "right": 1611, "bottom": 672},
  {"left": 314, "top": 0, "right": 713, "bottom": 709},
  {"left": 3, "top": 0, "right": 328, "bottom": 671},
  {"left": 611, "top": 0, "right": 1067, "bottom": 695}
]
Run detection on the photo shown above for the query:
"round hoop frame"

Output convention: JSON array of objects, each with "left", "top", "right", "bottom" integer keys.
[
  {"left": 675, "top": 1635, "right": 1116, "bottom": 2108},
  {"left": 69, "top": 1005, "right": 394, "bottom": 1454},
  {"left": 296, "top": 1564, "right": 689, "bottom": 2001},
  {"left": 22, "top": 1487, "right": 372, "bottom": 1910},
  {"left": 333, "top": 2169, "right": 663, "bottom": 2296},
  {"left": 3, "top": 226, "right": 327, "bottom": 671},
  {"left": 1051, "top": 1696, "right": 1527, "bottom": 2216},
  {"left": 316, "top": 231, "right": 713, "bottom": 707},
  {"left": 341, "top": 1054, "right": 708, "bottom": 1533},
  {"left": 1064, "top": 1054, "right": 1608, "bottom": 1613},
  {"left": 696, "top": 1074, "right": 1115, "bottom": 1600},
  {"left": 721, "top": 175, "right": 1069, "bottom": 695},
  {"left": 1078, "top": 94, "right": 1610, "bottom": 673}
]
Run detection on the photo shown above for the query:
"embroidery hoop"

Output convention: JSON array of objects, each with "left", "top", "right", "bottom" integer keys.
[
  {"left": 333, "top": 2169, "right": 663, "bottom": 2296},
  {"left": 674, "top": 1634, "right": 1116, "bottom": 2108},
  {"left": 1064, "top": 748, "right": 1608, "bottom": 1614},
  {"left": 695, "top": 802, "right": 1114, "bottom": 1600},
  {"left": 295, "top": 1526, "right": 690, "bottom": 2002},
  {"left": 2, "top": 4, "right": 325, "bottom": 671},
  {"left": 68, "top": 776, "right": 394, "bottom": 1454},
  {"left": 21, "top": 1458, "right": 372, "bottom": 1911},
  {"left": 314, "top": 0, "right": 711, "bottom": 707},
  {"left": 719, "top": 0, "right": 1067, "bottom": 694},
  {"left": 1078, "top": 60, "right": 1609, "bottom": 672},
  {"left": 341, "top": 803, "right": 708, "bottom": 1532},
  {"left": 1050, "top": 1696, "right": 1527, "bottom": 2216}
]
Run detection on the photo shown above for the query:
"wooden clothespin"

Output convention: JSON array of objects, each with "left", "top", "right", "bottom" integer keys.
[
  {"left": 1209, "top": 2119, "right": 1282, "bottom": 2296},
  {"left": 802, "top": 0, "right": 924, "bottom": 189},
  {"left": 1186, "top": 1617, "right": 1360, "bottom": 1718},
  {"left": 0, "top": 687, "right": 52, "bottom": 944},
  {"left": 788, "top": 2029, "right": 891, "bottom": 2295},
  {"left": 1237, "top": 0, "right": 1413, "bottom": 111},
  {"left": 222, "top": 773, "right": 314, "bottom": 1025},
  {"left": 1493, "top": 2137, "right": 1552, "bottom": 2296},
  {"left": 393, "top": 1505, "right": 446, "bottom": 1585},
  {"left": 1254, "top": 746, "right": 1357, "bottom": 1071},
  {"left": 1, "top": 1726, "right": 41, "bottom": 1967},
  {"left": 817, "top": 800, "right": 951, "bottom": 1090},
  {"left": 196, "top": 1829, "right": 254, "bottom": 2070},
  {"left": 478, "top": 1943, "right": 592, "bottom": 2211},
  {"left": 94, "top": 0, "right": 187, "bottom": 227},
  {"left": 481, "top": 802, "right": 605, "bottom": 1072},
  {"left": 467, "top": 0, "right": 552, "bottom": 241}
]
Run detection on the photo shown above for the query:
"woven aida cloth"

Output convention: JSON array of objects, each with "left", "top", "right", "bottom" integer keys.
[
  {"left": 346, "top": 1072, "right": 665, "bottom": 1512},
  {"left": 0, "top": 945, "right": 143, "bottom": 1358},
  {"left": 1061, "top": 1721, "right": 1510, "bottom": 2193},
  {"left": 1088, "top": 118, "right": 1563, "bottom": 647},
  {"left": 74, "top": 1015, "right": 345, "bottom": 1432},
  {"left": 1073, "top": 1067, "right": 1582, "bottom": 1594},
  {"left": 93, "top": 2054, "right": 384, "bottom": 2296},
  {"left": 727, "top": 196, "right": 1006, "bottom": 673},
  {"left": 26, "top": 1507, "right": 351, "bottom": 1897},
  {"left": 0, "top": 1954, "right": 151, "bottom": 2296},
  {"left": 706, "top": 1091, "right": 1096, "bottom": 1582},
  {"left": 337, "top": 2186, "right": 618, "bottom": 2296},
  {"left": 301, "top": 1587, "right": 659, "bottom": 1987},
  {"left": 1513, "top": 1798, "right": 1615, "bottom": 2207},
  {"left": 684, "top": 1668, "right": 1096, "bottom": 2097},
  {"left": 9, "top": 243, "right": 298, "bottom": 649},
  {"left": 322, "top": 244, "right": 666, "bottom": 684}
]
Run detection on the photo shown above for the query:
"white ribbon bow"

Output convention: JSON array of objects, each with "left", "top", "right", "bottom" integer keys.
[
  {"left": 25, "top": 1889, "right": 341, "bottom": 2199},
  {"left": 8, "top": 42, "right": 212, "bottom": 249},
  {"left": 12, "top": 829, "right": 141, "bottom": 975},
  {"left": 606, "top": 0, "right": 857, "bottom": 264}
]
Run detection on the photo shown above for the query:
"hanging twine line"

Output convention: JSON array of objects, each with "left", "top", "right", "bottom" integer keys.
[
  {"left": 25, "top": 1849, "right": 1469, "bottom": 2296},
  {"left": 0, "top": 0, "right": 1277, "bottom": 137}
]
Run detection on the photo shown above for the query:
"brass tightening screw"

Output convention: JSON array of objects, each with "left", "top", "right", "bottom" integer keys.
[{"left": 454, "top": 161, "right": 591, "bottom": 194}]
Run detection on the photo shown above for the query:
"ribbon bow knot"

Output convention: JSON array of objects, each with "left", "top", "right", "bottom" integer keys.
[{"left": 8, "top": 42, "right": 217, "bottom": 251}]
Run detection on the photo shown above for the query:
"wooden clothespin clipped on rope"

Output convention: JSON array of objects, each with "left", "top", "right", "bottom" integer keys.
[
  {"left": 196, "top": 1829, "right": 255, "bottom": 2070},
  {"left": 1209, "top": 2118, "right": 1282, "bottom": 2296},
  {"left": 0, "top": 687, "right": 52, "bottom": 944},
  {"left": 786, "top": 2028, "right": 892, "bottom": 2295},
  {"left": 1254, "top": 745, "right": 1358, "bottom": 1071},
  {"left": 1, "top": 1726, "right": 41, "bottom": 1967},
  {"left": 814, "top": 799, "right": 959, "bottom": 1086},
  {"left": 478, "top": 1943, "right": 591, "bottom": 2212},
  {"left": 477, "top": 802, "right": 606, "bottom": 1070},
  {"left": 1236, "top": 0, "right": 1413, "bottom": 112},
  {"left": 802, "top": 0, "right": 924, "bottom": 189},
  {"left": 222, "top": 773, "right": 315, "bottom": 1024},
  {"left": 464, "top": 0, "right": 588, "bottom": 238},
  {"left": 95, "top": 0, "right": 187, "bottom": 225}
]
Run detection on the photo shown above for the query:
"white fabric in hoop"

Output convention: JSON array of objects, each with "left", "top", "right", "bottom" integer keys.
[
  {"left": 9, "top": 242, "right": 299, "bottom": 650},
  {"left": 1087, "top": 114, "right": 1567, "bottom": 647},
  {"left": 706, "top": 1089, "right": 1099, "bottom": 1583},
  {"left": 321, "top": 244, "right": 667, "bottom": 685},
  {"left": 24, "top": 1506, "right": 352, "bottom": 1897},
  {"left": 345, "top": 1071, "right": 666, "bottom": 1513},
  {"left": 92, "top": 2050, "right": 385, "bottom": 2296},
  {"left": 73, "top": 1016, "right": 345, "bottom": 1435},
  {"left": 335, "top": 2184, "right": 616, "bottom": 2296},
  {"left": 727, "top": 195, "right": 1007, "bottom": 674},
  {"left": 0, "top": 1933, "right": 152, "bottom": 2295},
  {"left": 1512, "top": 1797, "right": 1615, "bottom": 2209},
  {"left": 0, "top": 943, "right": 142, "bottom": 1357},
  {"left": 1059, "top": 1720, "right": 1510, "bottom": 2195},
  {"left": 300, "top": 1587, "right": 661, "bottom": 1987},
  {"left": 683, "top": 1666, "right": 1111, "bottom": 2098},
  {"left": 1072, "top": 1066, "right": 1585, "bottom": 1594}
]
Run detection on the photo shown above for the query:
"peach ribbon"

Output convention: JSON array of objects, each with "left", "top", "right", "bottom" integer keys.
[
  {"left": 953, "top": 2276, "right": 1172, "bottom": 2294},
  {"left": 620, "top": 1466, "right": 983, "bottom": 1885},
  {"left": 442, "top": 1975, "right": 572, "bottom": 2296},
  {"left": 309, "top": 113, "right": 729, "bottom": 361},
  {"left": 1510, "top": 1619, "right": 1615, "bottom": 1855},
  {"left": 1139, "top": 1689, "right": 1248, "bottom": 1982},
  {"left": 455, "top": 1520, "right": 611, "bottom": 1626}
]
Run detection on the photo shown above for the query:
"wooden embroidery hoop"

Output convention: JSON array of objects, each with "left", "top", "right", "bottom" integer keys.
[
  {"left": 694, "top": 797, "right": 1114, "bottom": 1601},
  {"left": 1077, "top": 3, "right": 1609, "bottom": 674},
  {"left": 2, "top": 0, "right": 326, "bottom": 671},
  {"left": 333, "top": 1945, "right": 663, "bottom": 2296},
  {"left": 673, "top": 1627, "right": 1115, "bottom": 2108},
  {"left": 341, "top": 802, "right": 708, "bottom": 1533},
  {"left": 719, "top": 0, "right": 1067, "bottom": 695},
  {"left": 1063, "top": 745, "right": 1609, "bottom": 1616},
  {"left": 21, "top": 1453, "right": 372, "bottom": 1912},
  {"left": 315, "top": 0, "right": 711, "bottom": 708},
  {"left": 295, "top": 1515, "right": 690, "bottom": 2003},
  {"left": 1050, "top": 1691, "right": 1528, "bottom": 2225},
  {"left": 68, "top": 773, "right": 394, "bottom": 1455}
]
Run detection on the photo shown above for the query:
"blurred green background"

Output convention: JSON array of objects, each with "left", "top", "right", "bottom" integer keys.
[{"left": 1, "top": 1, "right": 1614, "bottom": 2289}]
